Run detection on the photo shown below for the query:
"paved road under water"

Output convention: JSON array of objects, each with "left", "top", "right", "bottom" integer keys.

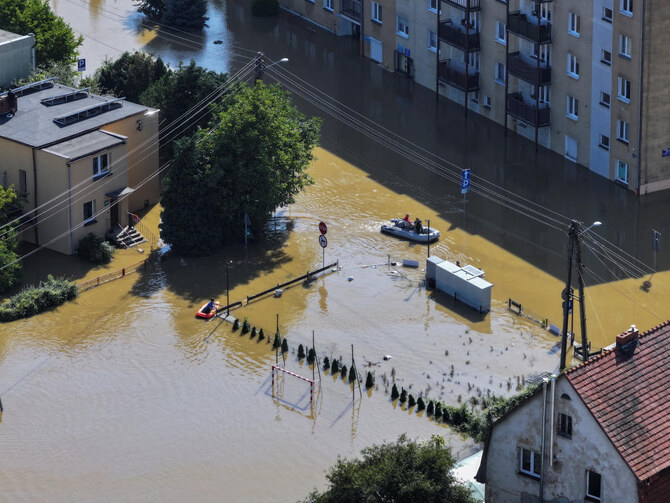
[{"left": 0, "top": 0, "right": 668, "bottom": 500}]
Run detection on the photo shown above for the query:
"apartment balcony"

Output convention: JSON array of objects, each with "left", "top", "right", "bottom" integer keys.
[
  {"left": 440, "top": 0, "right": 481, "bottom": 11},
  {"left": 506, "top": 92, "right": 551, "bottom": 127},
  {"left": 340, "top": 0, "right": 361, "bottom": 22},
  {"left": 438, "top": 59, "right": 480, "bottom": 91},
  {"left": 438, "top": 20, "right": 480, "bottom": 52},
  {"left": 508, "top": 52, "right": 551, "bottom": 86},
  {"left": 508, "top": 12, "right": 552, "bottom": 44}
]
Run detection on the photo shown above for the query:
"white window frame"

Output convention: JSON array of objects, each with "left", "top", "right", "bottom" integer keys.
[
  {"left": 92, "top": 153, "right": 110, "bottom": 178},
  {"left": 567, "top": 53, "right": 579, "bottom": 79},
  {"left": 428, "top": 0, "right": 437, "bottom": 14},
  {"left": 531, "top": 44, "right": 550, "bottom": 64},
  {"left": 495, "top": 21, "right": 507, "bottom": 45},
  {"left": 519, "top": 447, "right": 541, "bottom": 479},
  {"left": 539, "top": 3, "right": 551, "bottom": 22},
  {"left": 323, "top": 0, "right": 333, "bottom": 11},
  {"left": 483, "top": 95, "right": 491, "bottom": 109},
  {"left": 601, "top": 49, "right": 611, "bottom": 66},
  {"left": 83, "top": 200, "right": 95, "bottom": 223},
  {"left": 619, "top": 35, "right": 632, "bottom": 58},
  {"left": 602, "top": 7, "right": 613, "bottom": 22},
  {"left": 620, "top": 0, "right": 633, "bottom": 16},
  {"left": 566, "top": 96, "right": 579, "bottom": 120},
  {"left": 616, "top": 160, "right": 629, "bottom": 184},
  {"left": 568, "top": 12, "right": 580, "bottom": 37},
  {"left": 396, "top": 16, "right": 409, "bottom": 38},
  {"left": 600, "top": 91, "right": 611, "bottom": 108},
  {"left": 371, "top": 1, "right": 382, "bottom": 23},
  {"left": 618, "top": 76, "right": 631, "bottom": 103},
  {"left": 599, "top": 134, "right": 610, "bottom": 150},
  {"left": 428, "top": 30, "right": 437, "bottom": 52},
  {"left": 536, "top": 86, "right": 551, "bottom": 105},
  {"left": 617, "top": 120, "right": 630, "bottom": 143},
  {"left": 495, "top": 62, "right": 506, "bottom": 85}
]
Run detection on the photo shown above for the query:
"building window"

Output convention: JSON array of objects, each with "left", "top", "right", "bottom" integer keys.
[
  {"left": 428, "top": 0, "right": 437, "bottom": 13},
  {"left": 396, "top": 16, "right": 409, "bottom": 38},
  {"left": 83, "top": 200, "right": 95, "bottom": 223},
  {"left": 371, "top": 1, "right": 382, "bottom": 23},
  {"left": 519, "top": 447, "right": 541, "bottom": 479},
  {"left": 600, "top": 91, "right": 611, "bottom": 108},
  {"left": 19, "top": 169, "right": 27, "bottom": 195},
  {"left": 323, "top": 0, "right": 333, "bottom": 11},
  {"left": 601, "top": 49, "right": 611, "bottom": 65},
  {"left": 567, "top": 53, "right": 580, "bottom": 78},
  {"left": 558, "top": 413, "right": 573, "bottom": 437},
  {"left": 617, "top": 120, "right": 630, "bottom": 143},
  {"left": 586, "top": 470, "right": 602, "bottom": 501},
  {"left": 619, "top": 35, "right": 632, "bottom": 58},
  {"left": 535, "top": 85, "right": 551, "bottom": 105},
  {"left": 428, "top": 31, "right": 437, "bottom": 52},
  {"left": 616, "top": 160, "right": 628, "bottom": 184},
  {"left": 495, "top": 21, "right": 507, "bottom": 45},
  {"left": 531, "top": 44, "right": 550, "bottom": 63},
  {"left": 495, "top": 62, "right": 506, "bottom": 85},
  {"left": 539, "top": 3, "right": 551, "bottom": 22},
  {"left": 483, "top": 95, "right": 491, "bottom": 109},
  {"left": 568, "top": 12, "right": 580, "bottom": 37},
  {"left": 618, "top": 77, "right": 631, "bottom": 102},
  {"left": 92, "top": 153, "right": 110, "bottom": 179},
  {"left": 620, "top": 0, "right": 633, "bottom": 16},
  {"left": 602, "top": 7, "right": 613, "bottom": 22},
  {"left": 599, "top": 134, "right": 610, "bottom": 150},
  {"left": 470, "top": 91, "right": 480, "bottom": 104},
  {"left": 566, "top": 96, "right": 579, "bottom": 120}
]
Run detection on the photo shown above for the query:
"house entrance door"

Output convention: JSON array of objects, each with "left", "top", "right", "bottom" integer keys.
[{"left": 110, "top": 199, "right": 119, "bottom": 228}]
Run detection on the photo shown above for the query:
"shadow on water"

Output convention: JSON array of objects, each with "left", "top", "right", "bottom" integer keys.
[
  {"left": 219, "top": 1, "right": 670, "bottom": 285},
  {"left": 428, "top": 289, "right": 491, "bottom": 327}
]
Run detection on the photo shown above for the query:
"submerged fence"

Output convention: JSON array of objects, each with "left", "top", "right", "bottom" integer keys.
[{"left": 78, "top": 258, "right": 150, "bottom": 292}]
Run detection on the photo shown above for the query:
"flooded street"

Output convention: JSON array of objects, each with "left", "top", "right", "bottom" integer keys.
[{"left": 1, "top": 0, "right": 670, "bottom": 500}]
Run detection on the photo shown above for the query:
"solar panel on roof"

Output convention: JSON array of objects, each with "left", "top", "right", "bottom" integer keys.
[
  {"left": 8, "top": 77, "right": 56, "bottom": 97},
  {"left": 41, "top": 88, "right": 90, "bottom": 106},
  {"left": 52, "top": 97, "right": 125, "bottom": 126}
]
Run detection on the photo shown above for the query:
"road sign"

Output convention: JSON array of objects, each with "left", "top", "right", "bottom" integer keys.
[
  {"left": 653, "top": 229, "right": 661, "bottom": 252},
  {"left": 77, "top": 58, "right": 86, "bottom": 72},
  {"left": 461, "top": 169, "right": 471, "bottom": 194},
  {"left": 319, "top": 235, "right": 327, "bottom": 248},
  {"left": 319, "top": 221, "right": 327, "bottom": 235}
]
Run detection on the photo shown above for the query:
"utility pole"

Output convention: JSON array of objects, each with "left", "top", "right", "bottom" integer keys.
[
  {"left": 559, "top": 220, "right": 590, "bottom": 371},
  {"left": 254, "top": 52, "right": 265, "bottom": 83}
]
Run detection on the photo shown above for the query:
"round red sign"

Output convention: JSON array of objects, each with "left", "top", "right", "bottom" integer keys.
[{"left": 319, "top": 221, "right": 327, "bottom": 235}]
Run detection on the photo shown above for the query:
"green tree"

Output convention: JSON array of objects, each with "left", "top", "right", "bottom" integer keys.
[
  {"left": 0, "top": 0, "right": 82, "bottom": 66},
  {"left": 135, "top": 0, "right": 163, "bottom": 18},
  {"left": 0, "top": 186, "right": 22, "bottom": 293},
  {"left": 300, "top": 435, "right": 475, "bottom": 503},
  {"left": 162, "top": 0, "right": 207, "bottom": 28},
  {"left": 160, "top": 82, "right": 321, "bottom": 255},
  {"left": 95, "top": 51, "right": 167, "bottom": 103}
]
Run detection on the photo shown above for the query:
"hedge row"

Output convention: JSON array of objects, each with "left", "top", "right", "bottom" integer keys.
[{"left": 0, "top": 275, "right": 78, "bottom": 322}]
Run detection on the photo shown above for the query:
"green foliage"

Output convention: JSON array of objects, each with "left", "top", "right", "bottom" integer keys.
[
  {"left": 297, "top": 343, "right": 305, "bottom": 359},
  {"left": 281, "top": 337, "right": 288, "bottom": 353},
  {"left": 77, "top": 233, "right": 115, "bottom": 264},
  {"left": 232, "top": 319, "right": 239, "bottom": 331},
  {"left": 299, "top": 434, "right": 476, "bottom": 503},
  {"left": 250, "top": 326, "right": 257, "bottom": 338},
  {"left": 323, "top": 356, "right": 330, "bottom": 371},
  {"left": 365, "top": 371, "right": 375, "bottom": 389},
  {"left": 427, "top": 400, "right": 434, "bottom": 416},
  {"left": 435, "top": 402, "right": 443, "bottom": 419},
  {"left": 163, "top": 0, "right": 207, "bottom": 28},
  {"left": 391, "top": 383, "right": 399, "bottom": 400},
  {"left": 0, "top": 0, "right": 82, "bottom": 66},
  {"left": 250, "top": 0, "right": 279, "bottom": 16},
  {"left": 417, "top": 397, "right": 426, "bottom": 411},
  {"left": 399, "top": 388, "right": 407, "bottom": 404},
  {"left": 258, "top": 328, "right": 265, "bottom": 341},
  {"left": 160, "top": 82, "right": 321, "bottom": 255},
  {"left": 242, "top": 319, "right": 250, "bottom": 334},
  {"left": 0, "top": 186, "right": 21, "bottom": 293},
  {"left": 307, "top": 347, "right": 315, "bottom": 364},
  {"left": 10, "top": 61, "right": 82, "bottom": 89},
  {"left": 272, "top": 332, "right": 281, "bottom": 348},
  {"left": 135, "top": 0, "right": 163, "bottom": 18},
  {"left": 95, "top": 51, "right": 167, "bottom": 103},
  {"left": 331, "top": 358, "right": 339, "bottom": 374},
  {"left": 340, "top": 364, "right": 347, "bottom": 379},
  {"left": 408, "top": 394, "right": 416, "bottom": 408},
  {"left": 348, "top": 366, "right": 356, "bottom": 383},
  {"left": 0, "top": 275, "right": 77, "bottom": 321}
]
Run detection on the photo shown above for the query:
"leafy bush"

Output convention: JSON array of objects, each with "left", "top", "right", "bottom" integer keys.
[
  {"left": 250, "top": 0, "right": 279, "bottom": 16},
  {"left": 77, "top": 233, "right": 115, "bottom": 264},
  {"left": 0, "top": 275, "right": 77, "bottom": 322}
]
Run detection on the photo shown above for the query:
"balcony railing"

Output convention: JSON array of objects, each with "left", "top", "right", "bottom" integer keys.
[
  {"left": 508, "top": 12, "right": 552, "bottom": 44},
  {"left": 440, "top": 0, "right": 481, "bottom": 11},
  {"left": 508, "top": 52, "right": 551, "bottom": 86},
  {"left": 506, "top": 92, "right": 551, "bottom": 127},
  {"left": 340, "top": 0, "right": 361, "bottom": 21},
  {"left": 438, "top": 20, "right": 480, "bottom": 52},
  {"left": 438, "top": 60, "right": 480, "bottom": 91}
]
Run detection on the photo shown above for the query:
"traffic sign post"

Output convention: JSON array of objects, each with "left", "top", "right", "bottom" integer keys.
[
  {"left": 652, "top": 230, "right": 661, "bottom": 272},
  {"left": 319, "top": 221, "right": 327, "bottom": 235},
  {"left": 461, "top": 169, "right": 471, "bottom": 195},
  {"left": 244, "top": 213, "right": 252, "bottom": 246},
  {"left": 319, "top": 234, "right": 327, "bottom": 267},
  {"left": 77, "top": 58, "right": 86, "bottom": 72}
]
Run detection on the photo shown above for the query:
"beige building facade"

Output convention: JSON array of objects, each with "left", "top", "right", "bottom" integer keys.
[
  {"left": 0, "top": 80, "right": 160, "bottom": 255},
  {"left": 280, "top": 0, "right": 670, "bottom": 194}
]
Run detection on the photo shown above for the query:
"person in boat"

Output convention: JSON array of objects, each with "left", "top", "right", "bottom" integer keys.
[
  {"left": 414, "top": 218, "right": 423, "bottom": 234},
  {"left": 203, "top": 298, "right": 216, "bottom": 314},
  {"left": 399, "top": 213, "right": 412, "bottom": 229}
]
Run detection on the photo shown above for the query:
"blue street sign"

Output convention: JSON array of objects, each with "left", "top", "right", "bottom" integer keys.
[
  {"left": 653, "top": 230, "right": 661, "bottom": 252},
  {"left": 562, "top": 300, "right": 573, "bottom": 313},
  {"left": 77, "top": 58, "right": 86, "bottom": 72},
  {"left": 461, "top": 169, "right": 471, "bottom": 194}
]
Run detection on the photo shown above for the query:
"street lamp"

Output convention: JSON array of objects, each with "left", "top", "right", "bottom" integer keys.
[
  {"left": 266, "top": 57, "right": 289, "bottom": 69},
  {"left": 226, "top": 260, "right": 233, "bottom": 317},
  {"left": 580, "top": 221, "right": 602, "bottom": 234}
]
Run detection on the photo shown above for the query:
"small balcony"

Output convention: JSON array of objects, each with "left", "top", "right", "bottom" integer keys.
[
  {"left": 340, "top": 0, "right": 361, "bottom": 22},
  {"left": 440, "top": 0, "right": 481, "bottom": 11},
  {"left": 508, "top": 52, "right": 551, "bottom": 86},
  {"left": 506, "top": 92, "right": 551, "bottom": 127},
  {"left": 438, "top": 20, "right": 480, "bottom": 52},
  {"left": 508, "top": 12, "right": 552, "bottom": 44},
  {"left": 438, "top": 59, "right": 480, "bottom": 91}
]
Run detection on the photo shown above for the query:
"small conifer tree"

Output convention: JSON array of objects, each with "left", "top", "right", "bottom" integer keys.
[
  {"left": 417, "top": 397, "right": 426, "bottom": 411},
  {"left": 348, "top": 366, "right": 356, "bottom": 383},
  {"left": 232, "top": 319, "right": 240, "bottom": 331},
  {"left": 391, "top": 383, "right": 399, "bottom": 400},
  {"left": 251, "top": 327, "right": 257, "bottom": 338},
  {"left": 297, "top": 344, "right": 305, "bottom": 359},
  {"left": 340, "top": 364, "right": 347, "bottom": 379},
  {"left": 399, "top": 388, "right": 407, "bottom": 404},
  {"left": 331, "top": 359, "right": 339, "bottom": 374},
  {"left": 408, "top": 394, "right": 416, "bottom": 407},
  {"left": 323, "top": 356, "right": 330, "bottom": 370},
  {"left": 427, "top": 401, "right": 434, "bottom": 416},
  {"left": 365, "top": 371, "right": 375, "bottom": 389}
]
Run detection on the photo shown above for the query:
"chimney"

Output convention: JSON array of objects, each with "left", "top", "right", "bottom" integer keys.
[{"left": 616, "top": 324, "right": 639, "bottom": 355}]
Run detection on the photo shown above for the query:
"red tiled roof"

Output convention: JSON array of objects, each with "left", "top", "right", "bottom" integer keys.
[{"left": 565, "top": 321, "right": 670, "bottom": 481}]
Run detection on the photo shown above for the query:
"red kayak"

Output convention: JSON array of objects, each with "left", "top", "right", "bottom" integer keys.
[{"left": 196, "top": 301, "right": 220, "bottom": 319}]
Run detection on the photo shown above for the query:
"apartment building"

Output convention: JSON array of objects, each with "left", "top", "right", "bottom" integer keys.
[{"left": 279, "top": 0, "right": 670, "bottom": 194}]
